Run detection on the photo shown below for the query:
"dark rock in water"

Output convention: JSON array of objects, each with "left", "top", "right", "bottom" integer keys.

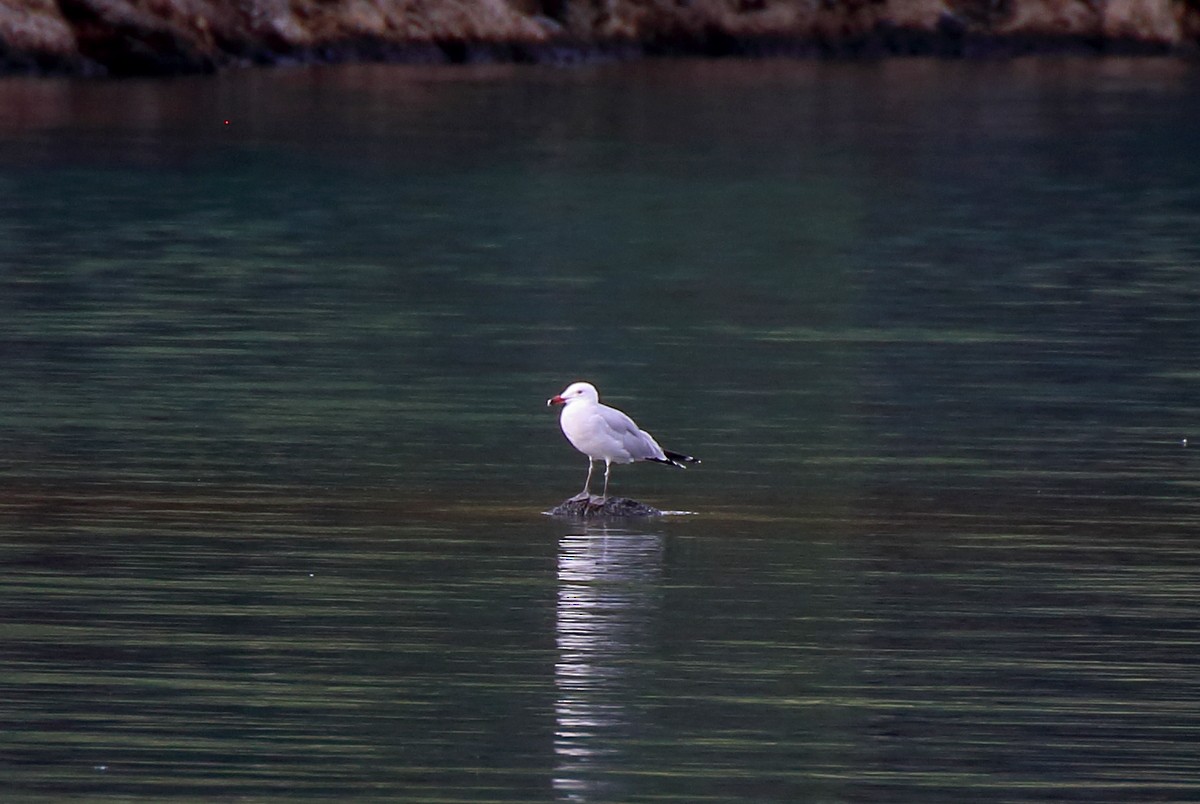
[{"left": 547, "top": 495, "right": 662, "bottom": 518}]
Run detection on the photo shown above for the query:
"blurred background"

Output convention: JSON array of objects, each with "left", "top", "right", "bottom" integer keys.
[{"left": 2, "top": 57, "right": 1199, "bottom": 801}]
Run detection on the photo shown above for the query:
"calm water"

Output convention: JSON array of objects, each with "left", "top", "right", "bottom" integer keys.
[{"left": 2, "top": 58, "right": 1200, "bottom": 801}]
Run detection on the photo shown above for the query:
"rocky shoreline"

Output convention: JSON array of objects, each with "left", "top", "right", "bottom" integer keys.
[{"left": 2, "top": 0, "right": 1198, "bottom": 76}]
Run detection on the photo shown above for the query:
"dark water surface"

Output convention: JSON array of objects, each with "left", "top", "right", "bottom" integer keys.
[{"left": 2, "top": 58, "right": 1200, "bottom": 801}]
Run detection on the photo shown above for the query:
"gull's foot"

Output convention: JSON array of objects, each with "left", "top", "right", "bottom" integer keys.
[{"left": 568, "top": 490, "right": 592, "bottom": 503}]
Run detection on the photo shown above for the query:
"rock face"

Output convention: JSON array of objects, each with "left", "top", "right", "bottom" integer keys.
[
  {"left": 2, "top": 0, "right": 1198, "bottom": 75},
  {"left": 546, "top": 495, "right": 664, "bottom": 518}
]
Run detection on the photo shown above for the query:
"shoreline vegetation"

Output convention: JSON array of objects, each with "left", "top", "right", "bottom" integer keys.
[{"left": 1, "top": 0, "right": 1198, "bottom": 77}]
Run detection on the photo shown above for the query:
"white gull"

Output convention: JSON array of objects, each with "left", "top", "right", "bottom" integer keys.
[{"left": 547, "top": 381, "right": 699, "bottom": 503}]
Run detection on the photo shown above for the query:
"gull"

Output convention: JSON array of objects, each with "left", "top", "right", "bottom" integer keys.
[{"left": 547, "top": 381, "right": 699, "bottom": 503}]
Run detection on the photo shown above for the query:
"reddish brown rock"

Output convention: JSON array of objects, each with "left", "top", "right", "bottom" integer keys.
[
  {"left": 2, "top": 0, "right": 1198, "bottom": 75},
  {"left": 0, "top": 0, "right": 83, "bottom": 71},
  {"left": 1101, "top": 0, "right": 1187, "bottom": 42}
]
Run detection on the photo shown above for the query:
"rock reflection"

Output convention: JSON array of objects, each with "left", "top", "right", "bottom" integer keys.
[{"left": 553, "top": 523, "right": 664, "bottom": 802}]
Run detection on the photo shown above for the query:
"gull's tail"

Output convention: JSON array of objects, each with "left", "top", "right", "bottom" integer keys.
[{"left": 654, "top": 449, "right": 700, "bottom": 469}]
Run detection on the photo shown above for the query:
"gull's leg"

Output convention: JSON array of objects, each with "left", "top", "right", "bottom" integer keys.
[
  {"left": 600, "top": 460, "right": 612, "bottom": 502},
  {"left": 585, "top": 460, "right": 611, "bottom": 511},
  {"left": 570, "top": 459, "right": 594, "bottom": 502}
]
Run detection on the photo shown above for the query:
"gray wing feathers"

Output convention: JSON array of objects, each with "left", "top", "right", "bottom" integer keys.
[{"left": 598, "top": 404, "right": 667, "bottom": 462}]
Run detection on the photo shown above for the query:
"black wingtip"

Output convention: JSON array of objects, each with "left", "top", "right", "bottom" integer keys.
[{"left": 662, "top": 449, "right": 700, "bottom": 468}]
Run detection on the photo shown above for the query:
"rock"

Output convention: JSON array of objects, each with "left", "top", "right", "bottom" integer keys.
[
  {"left": 0, "top": 0, "right": 93, "bottom": 73},
  {"left": 546, "top": 495, "right": 664, "bottom": 518},
  {"left": 56, "top": 0, "right": 221, "bottom": 75},
  {"left": 2, "top": 0, "right": 1199, "bottom": 76}
]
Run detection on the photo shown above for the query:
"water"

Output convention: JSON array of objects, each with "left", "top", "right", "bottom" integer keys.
[{"left": 2, "top": 58, "right": 1200, "bottom": 801}]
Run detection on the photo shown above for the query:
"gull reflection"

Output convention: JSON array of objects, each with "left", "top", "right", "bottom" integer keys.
[{"left": 554, "top": 522, "right": 664, "bottom": 802}]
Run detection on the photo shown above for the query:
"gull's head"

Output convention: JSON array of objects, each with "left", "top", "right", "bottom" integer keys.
[{"left": 547, "top": 381, "right": 599, "bottom": 407}]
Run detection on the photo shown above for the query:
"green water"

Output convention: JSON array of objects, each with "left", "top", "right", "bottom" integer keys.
[{"left": 2, "top": 58, "right": 1199, "bottom": 801}]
